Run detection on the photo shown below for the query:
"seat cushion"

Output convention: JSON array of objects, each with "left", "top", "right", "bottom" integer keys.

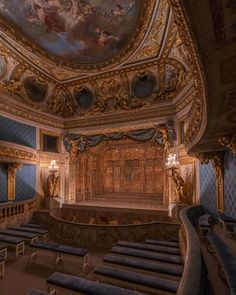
[
  {"left": 57, "top": 245, "right": 88, "bottom": 257},
  {"left": 111, "top": 246, "right": 182, "bottom": 264},
  {"left": 145, "top": 239, "right": 179, "bottom": 248},
  {"left": 31, "top": 241, "right": 60, "bottom": 251},
  {"left": 47, "top": 272, "right": 145, "bottom": 295},
  {"left": 94, "top": 265, "right": 179, "bottom": 293},
  {"left": 117, "top": 241, "right": 180, "bottom": 255},
  {"left": 0, "top": 234, "right": 24, "bottom": 244},
  {"left": 26, "top": 289, "right": 49, "bottom": 295},
  {"left": 104, "top": 254, "right": 183, "bottom": 277},
  {"left": 218, "top": 214, "right": 236, "bottom": 223}
]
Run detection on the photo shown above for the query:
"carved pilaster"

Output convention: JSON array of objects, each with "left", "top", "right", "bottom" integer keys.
[
  {"left": 68, "top": 139, "right": 79, "bottom": 164},
  {"left": 195, "top": 151, "right": 225, "bottom": 212},
  {"left": 219, "top": 134, "right": 236, "bottom": 155},
  {"left": 6, "top": 163, "right": 22, "bottom": 201}
]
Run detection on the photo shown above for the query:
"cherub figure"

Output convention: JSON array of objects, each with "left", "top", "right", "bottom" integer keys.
[{"left": 97, "top": 30, "right": 119, "bottom": 47}]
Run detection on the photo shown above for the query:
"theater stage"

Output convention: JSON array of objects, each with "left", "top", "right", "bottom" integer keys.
[{"left": 61, "top": 193, "right": 169, "bottom": 225}]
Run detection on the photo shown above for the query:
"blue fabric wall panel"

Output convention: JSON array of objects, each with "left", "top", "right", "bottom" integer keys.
[
  {"left": 0, "top": 164, "right": 7, "bottom": 203},
  {"left": 15, "top": 165, "right": 36, "bottom": 201},
  {"left": 199, "top": 163, "right": 217, "bottom": 214},
  {"left": 224, "top": 151, "right": 236, "bottom": 219},
  {"left": 0, "top": 115, "right": 36, "bottom": 148}
]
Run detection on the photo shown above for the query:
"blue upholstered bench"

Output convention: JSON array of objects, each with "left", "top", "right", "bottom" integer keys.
[
  {"left": 218, "top": 213, "right": 236, "bottom": 237},
  {"left": 94, "top": 265, "right": 179, "bottom": 294},
  {"left": 9, "top": 226, "right": 48, "bottom": 240},
  {"left": 30, "top": 241, "right": 89, "bottom": 270},
  {"left": 0, "top": 229, "right": 38, "bottom": 245},
  {"left": 21, "top": 223, "right": 46, "bottom": 229},
  {"left": 197, "top": 214, "right": 213, "bottom": 238},
  {"left": 103, "top": 254, "right": 183, "bottom": 279},
  {"left": 111, "top": 246, "right": 182, "bottom": 265},
  {"left": 117, "top": 240, "right": 181, "bottom": 255},
  {"left": 145, "top": 239, "right": 179, "bottom": 248},
  {"left": 26, "top": 289, "right": 49, "bottom": 295},
  {"left": 207, "top": 233, "right": 236, "bottom": 295},
  {"left": 47, "top": 272, "right": 146, "bottom": 295},
  {"left": 0, "top": 234, "right": 25, "bottom": 257}
]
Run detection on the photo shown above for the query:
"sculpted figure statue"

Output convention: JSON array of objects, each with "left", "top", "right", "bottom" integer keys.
[
  {"left": 47, "top": 172, "right": 60, "bottom": 198},
  {"left": 172, "top": 169, "right": 188, "bottom": 204}
]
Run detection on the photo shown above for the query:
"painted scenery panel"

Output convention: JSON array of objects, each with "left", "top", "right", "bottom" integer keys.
[{"left": 0, "top": 0, "right": 141, "bottom": 64}]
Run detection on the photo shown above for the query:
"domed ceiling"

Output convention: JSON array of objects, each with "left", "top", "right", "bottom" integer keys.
[
  {"left": 0, "top": 0, "right": 143, "bottom": 66},
  {"left": 0, "top": 0, "right": 201, "bottom": 137}
]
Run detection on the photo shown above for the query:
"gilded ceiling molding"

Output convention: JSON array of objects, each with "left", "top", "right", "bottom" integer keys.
[
  {"left": 130, "top": 0, "right": 169, "bottom": 62},
  {"left": 195, "top": 151, "right": 225, "bottom": 212},
  {"left": 219, "top": 134, "right": 236, "bottom": 155},
  {"left": 0, "top": 1, "right": 154, "bottom": 72},
  {"left": 0, "top": 95, "right": 64, "bottom": 129},
  {"left": 6, "top": 162, "right": 22, "bottom": 201},
  {"left": 169, "top": 0, "right": 207, "bottom": 150}
]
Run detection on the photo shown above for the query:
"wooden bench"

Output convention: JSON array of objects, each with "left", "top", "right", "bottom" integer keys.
[
  {"left": 21, "top": 223, "right": 46, "bottom": 229},
  {"left": 9, "top": 226, "right": 48, "bottom": 240},
  {"left": 30, "top": 241, "right": 89, "bottom": 271},
  {"left": 218, "top": 213, "right": 236, "bottom": 237},
  {"left": 0, "top": 229, "right": 38, "bottom": 245},
  {"left": 103, "top": 254, "right": 183, "bottom": 280},
  {"left": 207, "top": 233, "right": 236, "bottom": 295},
  {"left": 116, "top": 241, "right": 181, "bottom": 255},
  {"left": 47, "top": 271, "right": 146, "bottom": 295},
  {"left": 94, "top": 264, "right": 179, "bottom": 295},
  {"left": 145, "top": 239, "right": 179, "bottom": 248},
  {"left": 111, "top": 246, "right": 182, "bottom": 265},
  {"left": 0, "top": 234, "right": 24, "bottom": 257},
  {"left": 0, "top": 245, "right": 7, "bottom": 260},
  {"left": 26, "top": 289, "right": 49, "bottom": 295},
  {"left": 197, "top": 214, "right": 212, "bottom": 238}
]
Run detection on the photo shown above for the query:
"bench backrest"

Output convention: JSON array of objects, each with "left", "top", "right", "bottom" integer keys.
[{"left": 186, "top": 205, "right": 205, "bottom": 226}]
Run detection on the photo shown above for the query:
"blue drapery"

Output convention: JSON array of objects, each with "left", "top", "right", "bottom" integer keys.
[{"left": 64, "top": 120, "right": 176, "bottom": 153}]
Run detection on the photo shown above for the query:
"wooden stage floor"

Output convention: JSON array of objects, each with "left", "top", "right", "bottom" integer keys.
[{"left": 73, "top": 193, "right": 167, "bottom": 211}]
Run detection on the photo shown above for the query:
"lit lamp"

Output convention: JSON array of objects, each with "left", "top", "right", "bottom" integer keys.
[
  {"left": 47, "top": 160, "right": 59, "bottom": 198},
  {"left": 166, "top": 153, "right": 179, "bottom": 170}
]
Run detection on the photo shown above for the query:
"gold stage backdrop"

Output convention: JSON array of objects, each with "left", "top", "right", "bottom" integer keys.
[{"left": 75, "top": 139, "right": 165, "bottom": 200}]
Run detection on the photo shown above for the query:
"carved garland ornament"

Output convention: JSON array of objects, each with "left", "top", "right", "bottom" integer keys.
[
  {"left": 219, "top": 134, "right": 236, "bottom": 155},
  {"left": 0, "top": 145, "right": 37, "bottom": 162}
]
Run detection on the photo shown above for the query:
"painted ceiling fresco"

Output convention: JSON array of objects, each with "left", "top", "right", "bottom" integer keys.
[{"left": 0, "top": 0, "right": 140, "bottom": 64}]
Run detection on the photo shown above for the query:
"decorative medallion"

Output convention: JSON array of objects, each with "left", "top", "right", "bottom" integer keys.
[
  {"left": 131, "top": 71, "right": 157, "bottom": 99},
  {"left": 24, "top": 77, "right": 47, "bottom": 102},
  {"left": 74, "top": 87, "right": 94, "bottom": 109}
]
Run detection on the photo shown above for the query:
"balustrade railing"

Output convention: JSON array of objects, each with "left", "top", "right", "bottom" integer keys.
[{"left": 0, "top": 198, "right": 36, "bottom": 222}]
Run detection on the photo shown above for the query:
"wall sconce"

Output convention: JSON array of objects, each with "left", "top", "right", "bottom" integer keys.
[{"left": 165, "top": 153, "right": 179, "bottom": 170}]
